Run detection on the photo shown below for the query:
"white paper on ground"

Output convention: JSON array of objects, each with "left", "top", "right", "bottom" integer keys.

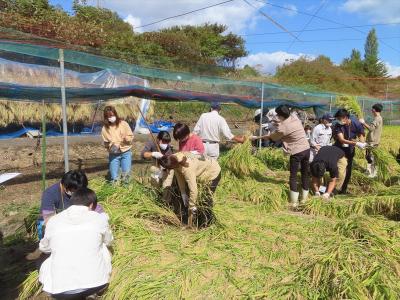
[{"left": 0, "top": 172, "right": 21, "bottom": 184}]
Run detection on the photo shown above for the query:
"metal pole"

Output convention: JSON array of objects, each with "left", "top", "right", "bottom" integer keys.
[
  {"left": 361, "top": 97, "right": 365, "bottom": 117},
  {"left": 41, "top": 100, "right": 47, "bottom": 192},
  {"left": 329, "top": 96, "right": 333, "bottom": 113},
  {"left": 390, "top": 101, "right": 393, "bottom": 125},
  {"left": 258, "top": 82, "right": 264, "bottom": 150},
  {"left": 59, "top": 49, "right": 69, "bottom": 172},
  {"left": 90, "top": 100, "right": 101, "bottom": 133}
]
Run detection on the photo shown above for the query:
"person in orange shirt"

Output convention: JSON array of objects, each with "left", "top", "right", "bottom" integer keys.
[{"left": 101, "top": 106, "right": 134, "bottom": 183}]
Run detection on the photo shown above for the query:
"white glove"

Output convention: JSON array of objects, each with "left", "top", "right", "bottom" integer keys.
[
  {"left": 359, "top": 118, "right": 365, "bottom": 124},
  {"left": 250, "top": 135, "right": 259, "bottom": 140},
  {"left": 322, "top": 193, "right": 330, "bottom": 200},
  {"left": 181, "top": 193, "right": 189, "bottom": 207},
  {"left": 190, "top": 151, "right": 200, "bottom": 155},
  {"left": 356, "top": 142, "right": 367, "bottom": 149},
  {"left": 151, "top": 152, "right": 163, "bottom": 159},
  {"left": 314, "top": 191, "right": 321, "bottom": 197}
]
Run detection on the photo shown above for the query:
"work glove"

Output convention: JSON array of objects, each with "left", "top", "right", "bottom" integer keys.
[
  {"left": 190, "top": 151, "right": 200, "bottom": 155},
  {"left": 359, "top": 118, "right": 365, "bottom": 124},
  {"left": 250, "top": 135, "right": 259, "bottom": 141},
  {"left": 151, "top": 152, "right": 164, "bottom": 159},
  {"left": 110, "top": 144, "right": 121, "bottom": 154},
  {"left": 181, "top": 193, "right": 189, "bottom": 207},
  {"left": 322, "top": 193, "right": 330, "bottom": 200},
  {"left": 314, "top": 191, "right": 321, "bottom": 197},
  {"left": 356, "top": 142, "right": 367, "bottom": 149}
]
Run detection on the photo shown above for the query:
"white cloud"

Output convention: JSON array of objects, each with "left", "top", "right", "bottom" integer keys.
[
  {"left": 341, "top": 0, "right": 400, "bottom": 23},
  {"left": 239, "top": 51, "right": 315, "bottom": 75},
  {"left": 385, "top": 62, "right": 400, "bottom": 77},
  {"left": 87, "top": 0, "right": 265, "bottom": 33},
  {"left": 124, "top": 15, "right": 143, "bottom": 33}
]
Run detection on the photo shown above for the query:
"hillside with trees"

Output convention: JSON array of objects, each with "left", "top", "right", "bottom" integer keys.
[
  {"left": 0, "top": 0, "right": 248, "bottom": 75},
  {"left": 276, "top": 28, "right": 399, "bottom": 98}
]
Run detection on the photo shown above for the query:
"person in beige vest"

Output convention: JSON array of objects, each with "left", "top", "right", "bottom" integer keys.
[
  {"left": 101, "top": 106, "right": 134, "bottom": 183},
  {"left": 159, "top": 152, "right": 221, "bottom": 227},
  {"left": 359, "top": 103, "right": 383, "bottom": 178},
  {"left": 254, "top": 105, "right": 310, "bottom": 208}
]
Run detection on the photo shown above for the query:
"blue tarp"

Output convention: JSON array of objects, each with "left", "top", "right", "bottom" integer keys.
[
  {"left": 148, "top": 121, "right": 175, "bottom": 133},
  {"left": 0, "top": 126, "right": 98, "bottom": 140}
]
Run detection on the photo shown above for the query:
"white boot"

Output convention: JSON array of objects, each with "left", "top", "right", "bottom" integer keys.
[
  {"left": 290, "top": 190, "right": 300, "bottom": 209},
  {"left": 370, "top": 163, "right": 378, "bottom": 178},
  {"left": 300, "top": 189, "right": 309, "bottom": 204},
  {"left": 366, "top": 164, "right": 372, "bottom": 176}
]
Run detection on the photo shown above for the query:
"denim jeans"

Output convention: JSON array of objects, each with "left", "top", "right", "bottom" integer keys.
[{"left": 109, "top": 150, "right": 132, "bottom": 181}]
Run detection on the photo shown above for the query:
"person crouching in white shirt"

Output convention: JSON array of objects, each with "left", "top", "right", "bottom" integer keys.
[
  {"left": 193, "top": 102, "right": 245, "bottom": 160},
  {"left": 310, "top": 113, "right": 333, "bottom": 162},
  {"left": 39, "top": 188, "right": 113, "bottom": 299}
]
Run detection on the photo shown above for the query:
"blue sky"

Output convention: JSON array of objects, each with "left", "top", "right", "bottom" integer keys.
[{"left": 50, "top": 0, "right": 400, "bottom": 76}]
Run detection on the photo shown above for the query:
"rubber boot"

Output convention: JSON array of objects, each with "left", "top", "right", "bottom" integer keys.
[
  {"left": 289, "top": 190, "right": 300, "bottom": 209},
  {"left": 366, "top": 164, "right": 373, "bottom": 177},
  {"left": 370, "top": 163, "right": 378, "bottom": 178},
  {"left": 300, "top": 189, "right": 309, "bottom": 204},
  {"left": 187, "top": 206, "right": 198, "bottom": 229}
]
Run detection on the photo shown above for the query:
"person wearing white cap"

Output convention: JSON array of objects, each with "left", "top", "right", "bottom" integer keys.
[
  {"left": 309, "top": 113, "right": 334, "bottom": 162},
  {"left": 253, "top": 108, "right": 279, "bottom": 148},
  {"left": 193, "top": 102, "right": 245, "bottom": 160}
]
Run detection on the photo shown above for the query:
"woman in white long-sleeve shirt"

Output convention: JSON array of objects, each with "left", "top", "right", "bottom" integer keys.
[{"left": 39, "top": 188, "right": 113, "bottom": 298}]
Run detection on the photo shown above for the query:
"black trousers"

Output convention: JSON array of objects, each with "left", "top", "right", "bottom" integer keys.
[
  {"left": 365, "top": 148, "right": 373, "bottom": 164},
  {"left": 341, "top": 151, "right": 355, "bottom": 193},
  {"left": 52, "top": 284, "right": 108, "bottom": 300},
  {"left": 289, "top": 149, "right": 310, "bottom": 192}
]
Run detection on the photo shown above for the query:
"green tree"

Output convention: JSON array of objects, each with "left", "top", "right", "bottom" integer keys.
[
  {"left": 363, "top": 28, "right": 387, "bottom": 77},
  {"left": 341, "top": 49, "right": 365, "bottom": 76}
]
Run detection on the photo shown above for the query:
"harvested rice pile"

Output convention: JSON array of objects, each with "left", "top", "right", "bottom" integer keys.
[{"left": 19, "top": 127, "right": 400, "bottom": 299}]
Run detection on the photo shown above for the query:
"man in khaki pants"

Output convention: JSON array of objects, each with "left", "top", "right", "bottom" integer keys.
[{"left": 310, "top": 146, "right": 347, "bottom": 200}]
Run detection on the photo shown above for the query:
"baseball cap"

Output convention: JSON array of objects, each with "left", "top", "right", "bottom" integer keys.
[
  {"left": 211, "top": 102, "right": 221, "bottom": 110},
  {"left": 321, "top": 113, "right": 334, "bottom": 121}
]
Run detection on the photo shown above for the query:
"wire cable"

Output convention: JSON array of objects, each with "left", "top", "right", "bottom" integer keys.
[
  {"left": 246, "top": 36, "right": 400, "bottom": 45},
  {"left": 242, "top": 0, "right": 300, "bottom": 41},
  {"left": 133, "top": 0, "right": 234, "bottom": 29},
  {"left": 241, "top": 22, "right": 400, "bottom": 37},
  {"left": 252, "top": 0, "right": 400, "bottom": 54},
  {"left": 287, "top": 0, "right": 326, "bottom": 51}
]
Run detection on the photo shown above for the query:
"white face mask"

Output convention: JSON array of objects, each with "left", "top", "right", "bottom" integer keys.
[
  {"left": 159, "top": 143, "right": 168, "bottom": 151},
  {"left": 108, "top": 116, "right": 117, "bottom": 123}
]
